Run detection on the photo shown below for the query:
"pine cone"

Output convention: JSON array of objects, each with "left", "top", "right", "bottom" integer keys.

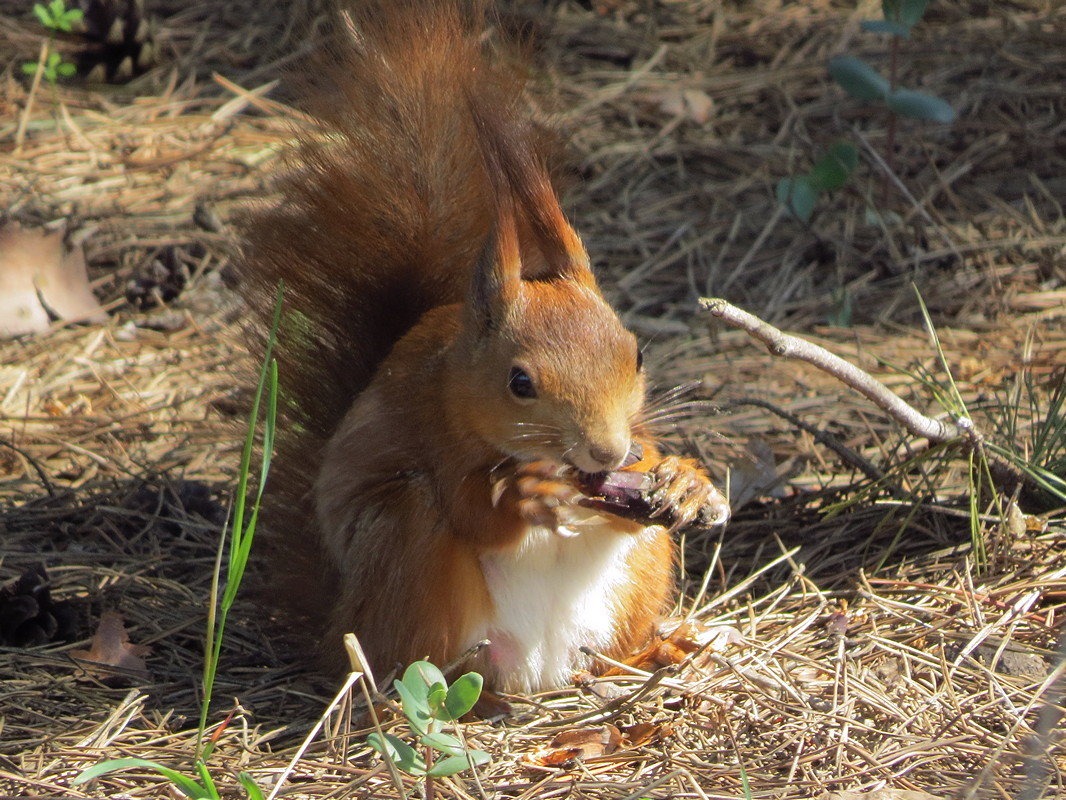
[
  {"left": 125, "top": 244, "right": 203, "bottom": 309},
  {"left": 75, "top": 0, "right": 157, "bottom": 83},
  {"left": 0, "top": 566, "right": 76, "bottom": 647}
]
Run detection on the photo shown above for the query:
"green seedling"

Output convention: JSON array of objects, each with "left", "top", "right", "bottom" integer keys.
[
  {"left": 32, "top": 0, "right": 83, "bottom": 31},
  {"left": 778, "top": 0, "right": 955, "bottom": 223},
  {"left": 73, "top": 286, "right": 283, "bottom": 799},
  {"left": 831, "top": 0, "right": 955, "bottom": 123},
  {"left": 776, "top": 141, "right": 858, "bottom": 223},
  {"left": 369, "top": 660, "right": 490, "bottom": 780},
  {"left": 22, "top": 0, "right": 82, "bottom": 85},
  {"left": 22, "top": 50, "right": 76, "bottom": 83},
  {"left": 979, "top": 368, "right": 1066, "bottom": 510}
]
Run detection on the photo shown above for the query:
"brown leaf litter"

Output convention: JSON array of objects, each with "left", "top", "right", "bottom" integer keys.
[
  {"left": 0, "top": 222, "right": 106, "bottom": 338},
  {"left": 70, "top": 610, "right": 150, "bottom": 682},
  {"left": 0, "top": 0, "right": 1064, "bottom": 798}
]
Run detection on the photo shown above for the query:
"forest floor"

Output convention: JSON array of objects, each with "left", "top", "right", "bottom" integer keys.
[{"left": 1, "top": 0, "right": 1064, "bottom": 798}]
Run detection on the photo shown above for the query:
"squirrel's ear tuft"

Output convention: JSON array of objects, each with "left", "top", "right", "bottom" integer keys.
[
  {"left": 468, "top": 198, "right": 522, "bottom": 334},
  {"left": 517, "top": 173, "right": 596, "bottom": 288},
  {"left": 466, "top": 89, "right": 595, "bottom": 289}
]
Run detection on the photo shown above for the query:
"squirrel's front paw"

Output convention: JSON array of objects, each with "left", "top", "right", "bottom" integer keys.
[
  {"left": 495, "top": 460, "right": 582, "bottom": 535},
  {"left": 648, "top": 455, "right": 730, "bottom": 532}
]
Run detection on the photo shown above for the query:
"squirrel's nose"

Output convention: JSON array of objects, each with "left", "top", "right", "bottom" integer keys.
[{"left": 574, "top": 439, "right": 628, "bottom": 473}]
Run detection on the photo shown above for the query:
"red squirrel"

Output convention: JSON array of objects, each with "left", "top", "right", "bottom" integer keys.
[{"left": 236, "top": 1, "right": 729, "bottom": 694}]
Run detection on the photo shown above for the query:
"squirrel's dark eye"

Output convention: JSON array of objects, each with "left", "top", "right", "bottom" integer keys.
[
  {"left": 636, "top": 348, "right": 644, "bottom": 371},
  {"left": 508, "top": 366, "right": 537, "bottom": 399}
]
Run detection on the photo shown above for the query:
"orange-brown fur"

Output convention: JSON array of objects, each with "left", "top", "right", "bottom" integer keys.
[{"left": 237, "top": 1, "right": 725, "bottom": 687}]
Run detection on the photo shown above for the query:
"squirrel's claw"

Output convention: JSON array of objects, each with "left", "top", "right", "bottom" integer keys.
[
  {"left": 648, "top": 455, "right": 730, "bottom": 533},
  {"left": 508, "top": 460, "right": 583, "bottom": 535}
]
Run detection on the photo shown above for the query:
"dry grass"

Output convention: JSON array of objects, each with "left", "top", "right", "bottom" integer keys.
[{"left": 1, "top": 0, "right": 1064, "bottom": 798}]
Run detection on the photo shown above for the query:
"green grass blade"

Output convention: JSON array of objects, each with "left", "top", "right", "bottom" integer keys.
[
  {"left": 194, "top": 760, "right": 222, "bottom": 800},
  {"left": 73, "top": 758, "right": 211, "bottom": 799},
  {"left": 913, "top": 285, "right": 967, "bottom": 415},
  {"left": 238, "top": 772, "right": 266, "bottom": 800},
  {"left": 224, "top": 358, "right": 278, "bottom": 608},
  {"left": 198, "top": 283, "right": 283, "bottom": 757}
]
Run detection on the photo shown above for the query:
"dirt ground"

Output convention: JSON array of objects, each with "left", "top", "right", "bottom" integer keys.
[{"left": 1, "top": 0, "right": 1064, "bottom": 798}]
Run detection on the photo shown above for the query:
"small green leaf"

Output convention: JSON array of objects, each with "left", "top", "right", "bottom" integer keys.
[
  {"left": 886, "top": 88, "right": 956, "bottom": 122},
  {"left": 828, "top": 56, "right": 890, "bottom": 102},
  {"left": 368, "top": 732, "right": 426, "bottom": 775},
  {"left": 21, "top": 62, "right": 39, "bottom": 75},
  {"left": 58, "top": 61, "right": 76, "bottom": 77},
  {"left": 393, "top": 678, "right": 432, "bottom": 735},
  {"left": 49, "top": 0, "right": 64, "bottom": 16},
  {"left": 46, "top": 51, "right": 61, "bottom": 67},
  {"left": 65, "top": 8, "right": 84, "bottom": 22},
  {"left": 444, "top": 672, "right": 483, "bottom": 720},
  {"left": 421, "top": 731, "right": 466, "bottom": 756},
  {"left": 32, "top": 4, "right": 52, "bottom": 27},
  {"left": 427, "top": 750, "right": 489, "bottom": 776},
  {"left": 467, "top": 748, "right": 490, "bottom": 766},
  {"left": 427, "top": 686, "right": 448, "bottom": 718},
  {"left": 426, "top": 752, "right": 489, "bottom": 777},
  {"left": 194, "top": 761, "right": 222, "bottom": 800},
  {"left": 408, "top": 661, "right": 447, "bottom": 694},
  {"left": 827, "top": 141, "right": 858, "bottom": 170},
  {"left": 73, "top": 758, "right": 212, "bottom": 799},
  {"left": 238, "top": 772, "right": 266, "bottom": 800},
  {"left": 860, "top": 19, "right": 911, "bottom": 37},
  {"left": 808, "top": 142, "right": 858, "bottom": 191},
  {"left": 776, "top": 176, "right": 817, "bottom": 222},
  {"left": 897, "top": 0, "right": 931, "bottom": 27}
]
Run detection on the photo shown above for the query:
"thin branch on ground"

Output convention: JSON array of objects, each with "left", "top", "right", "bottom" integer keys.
[
  {"left": 715, "top": 397, "right": 889, "bottom": 487},
  {"left": 700, "top": 298, "right": 972, "bottom": 445}
]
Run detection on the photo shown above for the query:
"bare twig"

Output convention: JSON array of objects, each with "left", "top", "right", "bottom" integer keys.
[
  {"left": 700, "top": 298, "right": 968, "bottom": 444},
  {"left": 14, "top": 40, "right": 48, "bottom": 153},
  {"left": 0, "top": 436, "right": 56, "bottom": 496},
  {"left": 716, "top": 397, "right": 887, "bottom": 485}
]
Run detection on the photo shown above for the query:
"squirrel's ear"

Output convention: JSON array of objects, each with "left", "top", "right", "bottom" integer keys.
[
  {"left": 468, "top": 199, "right": 522, "bottom": 334},
  {"left": 465, "top": 96, "right": 594, "bottom": 288},
  {"left": 516, "top": 173, "right": 596, "bottom": 288}
]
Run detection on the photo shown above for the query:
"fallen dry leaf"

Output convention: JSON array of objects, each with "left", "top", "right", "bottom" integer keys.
[
  {"left": 71, "top": 611, "right": 150, "bottom": 681},
  {"left": 524, "top": 721, "right": 675, "bottom": 770},
  {"left": 652, "top": 86, "right": 715, "bottom": 124},
  {"left": 525, "top": 725, "right": 622, "bottom": 767},
  {"left": 729, "top": 438, "right": 790, "bottom": 508},
  {"left": 0, "top": 222, "right": 107, "bottom": 338},
  {"left": 613, "top": 621, "right": 743, "bottom": 673},
  {"left": 619, "top": 721, "right": 673, "bottom": 746}
]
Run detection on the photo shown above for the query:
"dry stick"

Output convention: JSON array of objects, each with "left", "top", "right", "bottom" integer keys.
[
  {"left": 14, "top": 41, "right": 47, "bottom": 153},
  {"left": 0, "top": 436, "right": 56, "bottom": 496},
  {"left": 700, "top": 297, "right": 968, "bottom": 445},
  {"left": 265, "top": 669, "right": 363, "bottom": 800},
  {"left": 343, "top": 633, "right": 409, "bottom": 800},
  {"left": 716, "top": 397, "right": 887, "bottom": 485}
]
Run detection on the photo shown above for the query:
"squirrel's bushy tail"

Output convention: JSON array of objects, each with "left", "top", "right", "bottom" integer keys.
[
  {"left": 240, "top": 1, "right": 535, "bottom": 440},
  {"left": 234, "top": 1, "right": 549, "bottom": 643}
]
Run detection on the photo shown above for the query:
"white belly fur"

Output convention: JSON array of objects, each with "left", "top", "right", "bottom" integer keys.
[{"left": 474, "top": 513, "right": 656, "bottom": 694}]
